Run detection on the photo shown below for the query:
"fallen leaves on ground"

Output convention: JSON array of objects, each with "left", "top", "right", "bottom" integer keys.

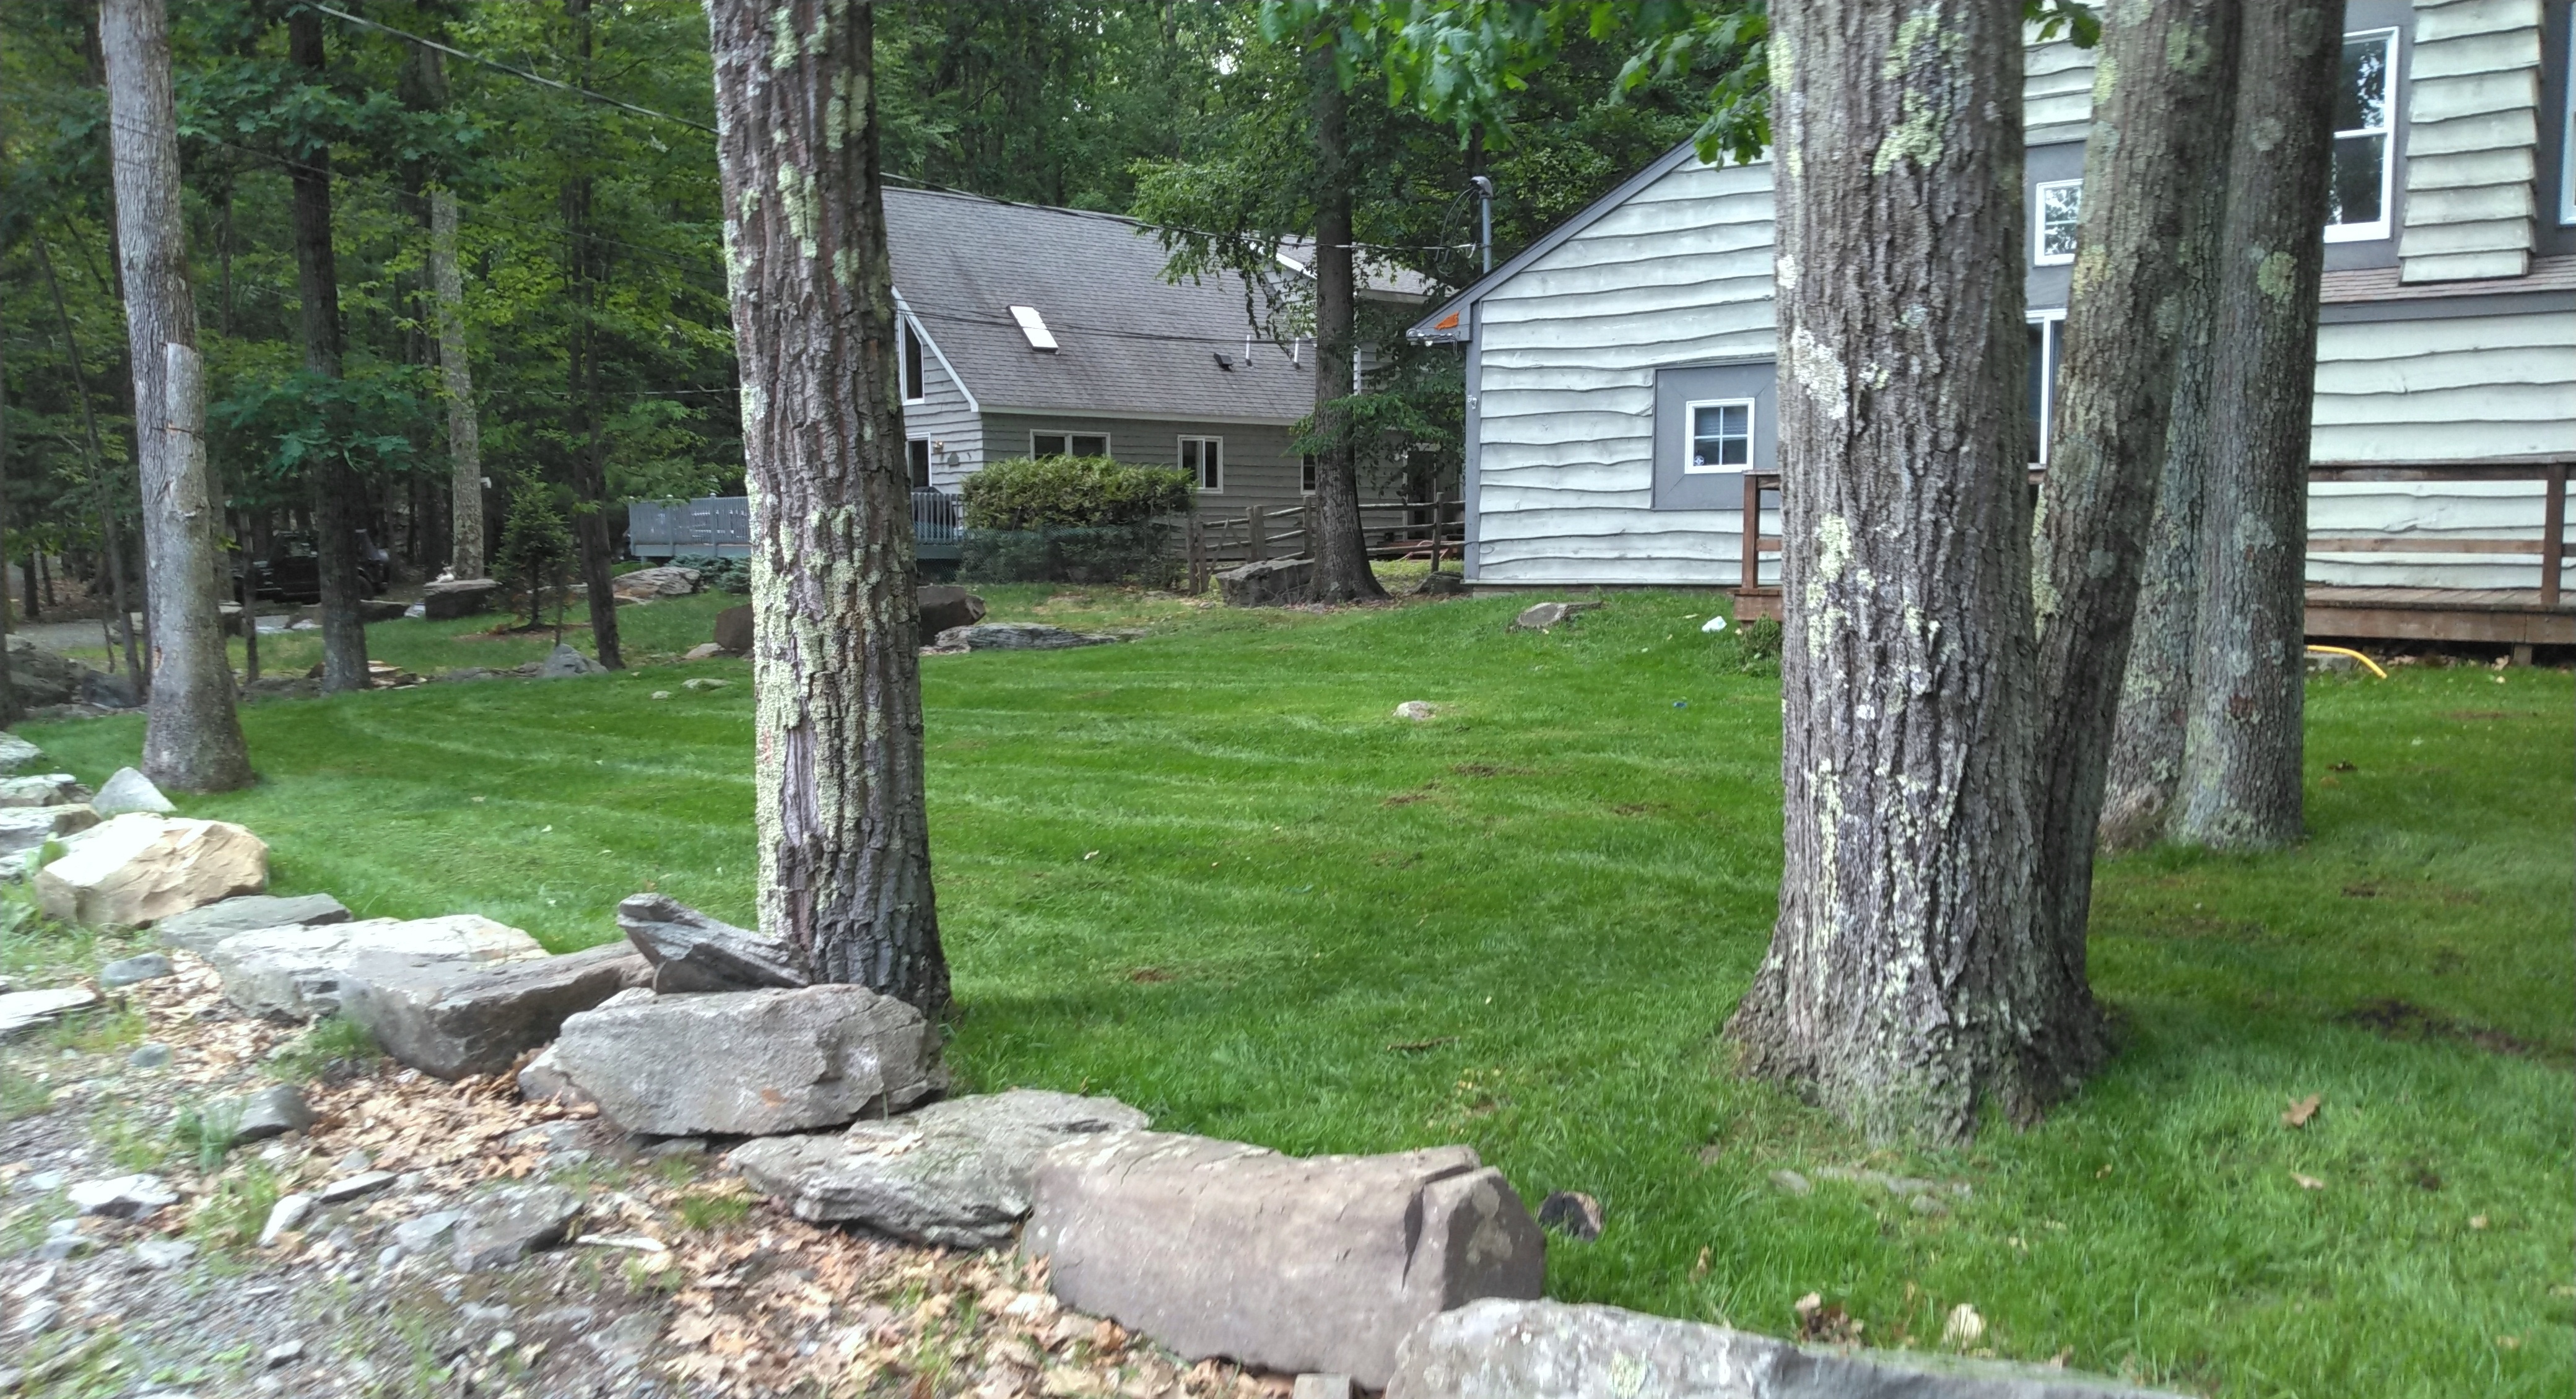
[{"left": 2281, "top": 1095, "right": 2322, "bottom": 1129}]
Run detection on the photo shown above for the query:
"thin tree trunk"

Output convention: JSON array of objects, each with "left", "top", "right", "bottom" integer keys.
[
  {"left": 1304, "top": 40, "right": 1384, "bottom": 604},
  {"left": 430, "top": 191, "right": 484, "bottom": 578},
  {"left": 288, "top": 8, "right": 368, "bottom": 694},
  {"left": 2028, "top": 0, "right": 2241, "bottom": 958},
  {"left": 237, "top": 509, "right": 259, "bottom": 683},
  {"left": 33, "top": 232, "right": 144, "bottom": 686},
  {"left": 2174, "top": 0, "right": 2342, "bottom": 850},
  {"left": 0, "top": 29, "right": 17, "bottom": 723},
  {"left": 564, "top": 0, "right": 623, "bottom": 669},
  {"left": 1723, "top": 0, "right": 2097, "bottom": 1141},
  {"left": 707, "top": 0, "right": 949, "bottom": 1014},
  {"left": 103, "top": 0, "right": 251, "bottom": 789}
]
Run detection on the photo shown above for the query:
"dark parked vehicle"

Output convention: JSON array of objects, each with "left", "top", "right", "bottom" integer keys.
[{"left": 245, "top": 530, "right": 389, "bottom": 603}]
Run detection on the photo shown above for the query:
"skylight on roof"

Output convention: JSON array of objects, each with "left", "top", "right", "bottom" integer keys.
[{"left": 1009, "top": 305, "right": 1058, "bottom": 352}]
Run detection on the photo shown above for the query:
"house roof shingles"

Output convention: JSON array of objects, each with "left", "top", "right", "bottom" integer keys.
[{"left": 884, "top": 186, "right": 1316, "bottom": 425}]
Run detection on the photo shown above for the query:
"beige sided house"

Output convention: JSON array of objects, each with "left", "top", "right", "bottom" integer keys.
[{"left": 1409, "top": 2, "right": 2576, "bottom": 649}]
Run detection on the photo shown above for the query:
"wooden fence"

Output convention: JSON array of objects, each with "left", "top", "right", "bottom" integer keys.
[{"left": 1181, "top": 499, "right": 1466, "bottom": 595}]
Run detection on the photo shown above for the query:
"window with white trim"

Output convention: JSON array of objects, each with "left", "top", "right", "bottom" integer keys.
[
  {"left": 1300, "top": 454, "right": 1317, "bottom": 494},
  {"left": 1684, "top": 399, "right": 1754, "bottom": 473},
  {"left": 902, "top": 321, "right": 926, "bottom": 402},
  {"left": 907, "top": 439, "right": 931, "bottom": 489},
  {"left": 1030, "top": 432, "right": 1108, "bottom": 459},
  {"left": 2326, "top": 28, "right": 2398, "bottom": 241},
  {"left": 1179, "top": 436, "right": 1223, "bottom": 492},
  {"left": 2034, "top": 179, "right": 2081, "bottom": 265},
  {"left": 2027, "top": 312, "right": 2066, "bottom": 465}
]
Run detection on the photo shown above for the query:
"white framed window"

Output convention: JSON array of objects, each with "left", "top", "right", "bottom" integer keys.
[
  {"left": 902, "top": 321, "right": 926, "bottom": 402},
  {"left": 2034, "top": 179, "right": 2081, "bottom": 265},
  {"left": 1178, "top": 436, "right": 1223, "bottom": 492},
  {"left": 907, "top": 439, "right": 931, "bottom": 489},
  {"left": 1030, "top": 432, "right": 1109, "bottom": 459},
  {"left": 2326, "top": 27, "right": 2398, "bottom": 242},
  {"left": 2027, "top": 310, "right": 2067, "bottom": 466},
  {"left": 1682, "top": 398, "right": 1754, "bottom": 473}
]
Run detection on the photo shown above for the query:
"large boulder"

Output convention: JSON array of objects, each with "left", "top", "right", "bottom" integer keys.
[
  {"left": 931, "top": 623, "right": 1115, "bottom": 652},
  {"left": 712, "top": 604, "right": 754, "bottom": 655},
  {"left": 734, "top": 1089, "right": 1147, "bottom": 1249},
  {"left": 0, "top": 774, "right": 87, "bottom": 808},
  {"left": 155, "top": 892, "right": 352, "bottom": 956},
  {"left": 916, "top": 586, "right": 987, "bottom": 647},
  {"left": 616, "top": 893, "right": 805, "bottom": 993},
  {"left": 206, "top": 914, "right": 546, "bottom": 1021},
  {"left": 35, "top": 814, "right": 268, "bottom": 927},
  {"left": 1022, "top": 1135, "right": 1544, "bottom": 1388},
  {"left": 0, "top": 804, "right": 101, "bottom": 860},
  {"left": 339, "top": 944, "right": 653, "bottom": 1080},
  {"left": 551, "top": 983, "right": 941, "bottom": 1137},
  {"left": 611, "top": 566, "right": 703, "bottom": 601},
  {"left": 421, "top": 578, "right": 500, "bottom": 621},
  {"left": 1217, "top": 557, "right": 1312, "bottom": 608},
  {"left": 1386, "top": 1300, "right": 2187, "bottom": 1399}
]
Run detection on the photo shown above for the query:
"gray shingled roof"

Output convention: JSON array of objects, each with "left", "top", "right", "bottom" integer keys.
[{"left": 885, "top": 187, "right": 1317, "bottom": 424}]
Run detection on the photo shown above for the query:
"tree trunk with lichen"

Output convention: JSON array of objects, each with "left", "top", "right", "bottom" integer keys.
[
  {"left": 1304, "top": 39, "right": 1385, "bottom": 604},
  {"left": 1721, "top": 0, "right": 2098, "bottom": 1142},
  {"left": 2029, "top": 0, "right": 2240, "bottom": 970},
  {"left": 430, "top": 191, "right": 484, "bottom": 579},
  {"left": 2172, "top": 0, "right": 2341, "bottom": 851},
  {"left": 707, "top": 0, "right": 949, "bottom": 1015},
  {"left": 103, "top": 0, "right": 252, "bottom": 791}
]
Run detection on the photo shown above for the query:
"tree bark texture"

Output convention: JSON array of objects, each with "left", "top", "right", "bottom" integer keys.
[
  {"left": 707, "top": 0, "right": 949, "bottom": 1015},
  {"left": 2174, "top": 0, "right": 2342, "bottom": 850},
  {"left": 288, "top": 9, "right": 368, "bottom": 694},
  {"left": 102, "top": 0, "right": 252, "bottom": 791},
  {"left": 1303, "top": 43, "right": 1385, "bottom": 604},
  {"left": 2028, "top": 0, "right": 2240, "bottom": 965},
  {"left": 564, "top": 0, "right": 623, "bottom": 669},
  {"left": 1723, "top": 0, "right": 2099, "bottom": 1141},
  {"left": 430, "top": 191, "right": 484, "bottom": 578}
]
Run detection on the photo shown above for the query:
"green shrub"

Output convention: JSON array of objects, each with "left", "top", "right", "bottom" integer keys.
[
  {"left": 671, "top": 554, "right": 752, "bottom": 594},
  {"left": 960, "top": 456, "right": 1190, "bottom": 530}
]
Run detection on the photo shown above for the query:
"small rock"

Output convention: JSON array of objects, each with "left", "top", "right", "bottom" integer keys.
[
  {"left": 264, "top": 1341, "right": 305, "bottom": 1368},
  {"left": 650, "top": 691, "right": 672, "bottom": 700},
  {"left": 682, "top": 643, "right": 725, "bottom": 661},
  {"left": 92, "top": 766, "right": 177, "bottom": 817},
  {"left": 5, "top": 1297, "right": 61, "bottom": 1337},
  {"left": 259, "top": 1194, "right": 315, "bottom": 1247},
  {"left": 1293, "top": 1376, "right": 1354, "bottom": 1399},
  {"left": 132, "top": 1237, "right": 197, "bottom": 1270},
  {"left": 1393, "top": 701, "right": 1437, "bottom": 721},
  {"left": 0, "top": 987, "right": 100, "bottom": 1040},
  {"left": 0, "top": 803, "right": 101, "bottom": 861},
  {"left": 99, "top": 952, "right": 175, "bottom": 988},
  {"left": 1216, "top": 557, "right": 1313, "bottom": 608},
  {"left": 453, "top": 1184, "right": 583, "bottom": 1272},
  {"left": 0, "top": 733, "right": 47, "bottom": 775},
  {"left": 0, "top": 774, "right": 88, "bottom": 808},
  {"left": 225, "top": 1084, "right": 316, "bottom": 1145},
  {"left": 334, "top": 1149, "right": 374, "bottom": 1174},
  {"left": 1536, "top": 1190, "right": 1604, "bottom": 1241},
  {"left": 681, "top": 677, "right": 728, "bottom": 691},
  {"left": 516, "top": 1044, "right": 593, "bottom": 1107},
  {"left": 1769, "top": 1169, "right": 1812, "bottom": 1196},
  {"left": 587, "top": 1309, "right": 661, "bottom": 1370},
  {"left": 128, "top": 1042, "right": 172, "bottom": 1070},
  {"left": 1510, "top": 599, "right": 1600, "bottom": 632},
  {"left": 317, "top": 1170, "right": 396, "bottom": 1204},
  {"left": 638, "top": 1136, "right": 707, "bottom": 1161},
  {"left": 67, "top": 1173, "right": 178, "bottom": 1218},
  {"left": 390, "top": 1209, "right": 467, "bottom": 1255},
  {"left": 507, "top": 1123, "right": 586, "bottom": 1153},
  {"left": 932, "top": 622, "right": 1118, "bottom": 651},
  {"left": 32, "top": 1237, "right": 89, "bottom": 1262},
  {"left": 535, "top": 644, "right": 607, "bottom": 679},
  {"left": 611, "top": 565, "right": 702, "bottom": 600}
]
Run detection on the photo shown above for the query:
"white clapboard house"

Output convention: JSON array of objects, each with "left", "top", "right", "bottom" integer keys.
[{"left": 1409, "top": 2, "right": 2576, "bottom": 647}]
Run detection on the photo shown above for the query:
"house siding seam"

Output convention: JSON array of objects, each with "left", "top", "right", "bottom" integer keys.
[{"left": 2401, "top": 0, "right": 2547, "bottom": 281}]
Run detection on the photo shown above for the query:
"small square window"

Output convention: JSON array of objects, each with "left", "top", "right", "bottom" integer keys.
[
  {"left": 1685, "top": 399, "right": 1753, "bottom": 473},
  {"left": 907, "top": 439, "right": 931, "bottom": 489},
  {"left": 1180, "top": 437, "right": 1223, "bottom": 492},
  {"left": 2035, "top": 180, "right": 2081, "bottom": 265}
]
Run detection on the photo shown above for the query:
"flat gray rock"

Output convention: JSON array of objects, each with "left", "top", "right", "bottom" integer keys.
[
  {"left": 1385, "top": 1299, "right": 2189, "bottom": 1399},
  {"left": 734, "top": 1089, "right": 1147, "bottom": 1248},
  {"left": 391, "top": 1209, "right": 467, "bottom": 1255},
  {"left": 1510, "top": 599, "right": 1601, "bottom": 632},
  {"left": 67, "top": 1174, "right": 177, "bottom": 1218},
  {"left": 339, "top": 944, "right": 651, "bottom": 1080},
  {"left": 222, "top": 1084, "right": 316, "bottom": 1144},
  {"left": 536, "top": 643, "right": 607, "bottom": 678},
  {"left": 616, "top": 893, "right": 805, "bottom": 993},
  {"left": 0, "top": 804, "right": 101, "bottom": 860},
  {"left": 98, "top": 952, "right": 173, "bottom": 988},
  {"left": 932, "top": 622, "right": 1117, "bottom": 651},
  {"left": 91, "top": 766, "right": 175, "bottom": 817},
  {"left": 155, "top": 892, "right": 353, "bottom": 956},
  {"left": 258, "top": 1194, "right": 314, "bottom": 1248},
  {"left": 553, "top": 983, "right": 941, "bottom": 1137},
  {"left": 1023, "top": 1135, "right": 1544, "bottom": 1388},
  {"left": 0, "top": 985, "right": 98, "bottom": 1040},
  {"left": 132, "top": 1237, "right": 196, "bottom": 1270},
  {"left": 0, "top": 774, "right": 87, "bottom": 808},
  {"left": 454, "top": 1184, "right": 582, "bottom": 1271},
  {"left": 1217, "top": 557, "right": 1312, "bottom": 608},
  {"left": 207, "top": 915, "right": 546, "bottom": 1021},
  {"left": 0, "top": 733, "right": 46, "bottom": 775}
]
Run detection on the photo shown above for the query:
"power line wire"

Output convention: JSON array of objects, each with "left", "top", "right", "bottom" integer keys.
[{"left": 309, "top": 4, "right": 717, "bottom": 136}]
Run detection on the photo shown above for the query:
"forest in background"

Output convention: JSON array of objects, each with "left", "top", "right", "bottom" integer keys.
[{"left": 0, "top": 0, "right": 1715, "bottom": 612}]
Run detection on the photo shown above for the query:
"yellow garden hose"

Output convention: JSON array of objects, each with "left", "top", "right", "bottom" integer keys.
[{"left": 2305, "top": 645, "right": 2388, "bottom": 679}]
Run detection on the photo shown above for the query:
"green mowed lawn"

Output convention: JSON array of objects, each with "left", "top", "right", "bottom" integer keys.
[{"left": 21, "top": 589, "right": 2571, "bottom": 1397}]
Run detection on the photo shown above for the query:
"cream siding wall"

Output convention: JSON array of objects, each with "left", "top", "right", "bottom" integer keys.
[
  {"left": 1472, "top": 159, "right": 1777, "bottom": 585},
  {"left": 2022, "top": 36, "right": 2100, "bottom": 143},
  {"left": 2401, "top": 0, "right": 2548, "bottom": 281}
]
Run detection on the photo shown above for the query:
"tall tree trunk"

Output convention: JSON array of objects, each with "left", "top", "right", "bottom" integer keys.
[
  {"left": 707, "top": 0, "right": 949, "bottom": 1014},
  {"left": 430, "top": 191, "right": 484, "bottom": 578},
  {"left": 2174, "top": 0, "right": 2342, "bottom": 850},
  {"left": 1304, "top": 40, "right": 1384, "bottom": 603},
  {"left": 2028, "top": 0, "right": 2241, "bottom": 959},
  {"left": 564, "top": 0, "right": 624, "bottom": 668},
  {"left": 288, "top": 8, "right": 368, "bottom": 694},
  {"left": 103, "top": 0, "right": 252, "bottom": 790},
  {"left": 1723, "top": 0, "right": 2096, "bottom": 1141},
  {"left": 33, "top": 233, "right": 144, "bottom": 686},
  {"left": 0, "top": 30, "right": 17, "bottom": 723}
]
